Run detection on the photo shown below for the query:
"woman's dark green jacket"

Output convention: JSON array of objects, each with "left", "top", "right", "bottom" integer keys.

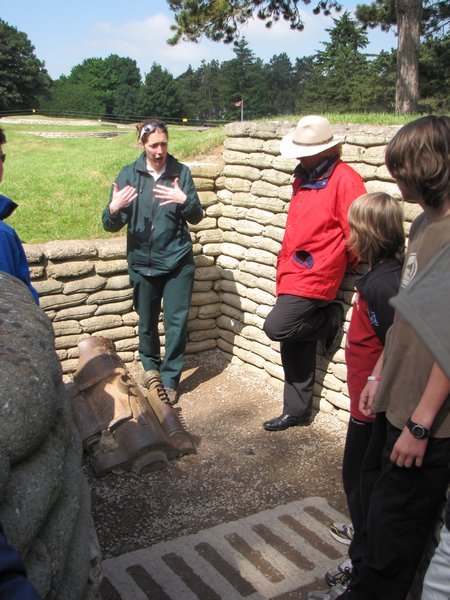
[{"left": 102, "top": 153, "right": 203, "bottom": 276}]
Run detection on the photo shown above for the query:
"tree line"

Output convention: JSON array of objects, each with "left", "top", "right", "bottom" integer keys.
[{"left": 0, "top": 11, "right": 448, "bottom": 123}]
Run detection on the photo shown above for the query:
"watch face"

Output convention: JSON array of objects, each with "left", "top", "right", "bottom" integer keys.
[{"left": 411, "top": 424, "right": 426, "bottom": 439}]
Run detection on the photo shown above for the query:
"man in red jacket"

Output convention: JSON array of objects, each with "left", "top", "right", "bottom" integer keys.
[{"left": 263, "top": 116, "right": 366, "bottom": 431}]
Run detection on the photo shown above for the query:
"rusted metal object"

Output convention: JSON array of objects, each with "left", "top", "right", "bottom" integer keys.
[{"left": 67, "top": 336, "right": 194, "bottom": 476}]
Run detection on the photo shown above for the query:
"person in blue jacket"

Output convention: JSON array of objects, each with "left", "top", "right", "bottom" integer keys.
[{"left": 0, "top": 127, "right": 39, "bottom": 304}]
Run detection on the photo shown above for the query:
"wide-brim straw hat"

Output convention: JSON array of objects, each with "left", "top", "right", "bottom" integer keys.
[{"left": 280, "top": 115, "right": 344, "bottom": 158}]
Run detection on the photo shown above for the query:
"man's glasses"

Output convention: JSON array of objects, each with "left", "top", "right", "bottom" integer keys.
[
  {"left": 139, "top": 123, "right": 167, "bottom": 140},
  {"left": 0, "top": 153, "right": 5, "bottom": 163}
]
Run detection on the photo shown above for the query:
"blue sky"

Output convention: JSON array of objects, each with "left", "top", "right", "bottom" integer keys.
[{"left": 2, "top": 0, "right": 397, "bottom": 79}]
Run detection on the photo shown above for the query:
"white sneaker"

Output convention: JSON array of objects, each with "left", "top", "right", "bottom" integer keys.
[{"left": 329, "top": 522, "right": 354, "bottom": 545}]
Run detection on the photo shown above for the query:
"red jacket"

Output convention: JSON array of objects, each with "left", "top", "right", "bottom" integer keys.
[
  {"left": 345, "top": 260, "right": 402, "bottom": 421},
  {"left": 276, "top": 160, "right": 366, "bottom": 299}
]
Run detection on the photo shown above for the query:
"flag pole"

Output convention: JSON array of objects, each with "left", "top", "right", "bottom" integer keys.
[{"left": 241, "top": 100, "right": 244, "bottom": 122}]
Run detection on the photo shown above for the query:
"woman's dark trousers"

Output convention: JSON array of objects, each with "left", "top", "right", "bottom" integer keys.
[{"left": 129, "top": 256, "right": 195, "bottom": 389}]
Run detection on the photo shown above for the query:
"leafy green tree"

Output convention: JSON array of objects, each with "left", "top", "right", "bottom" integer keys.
[
  {"left": 360, "top": 51, "right": 396, "bottom": 112},
  {"left": 355, "top": 0, "right": 449, "bottom": 38},
  {"left": 68, "top": 55, "right": 141, "bottom": 117},
  {"left": 0, "top": 19, "right": 51, "bottom": 111},
  {"left": 39, "top": 77, "right": 104, "bottom": 117},
  {"left": 138, "top": 63, "right": 182, "bottom": 119},
  {"left": 292, "top": 56, "right": 316, "bottom": 113}
]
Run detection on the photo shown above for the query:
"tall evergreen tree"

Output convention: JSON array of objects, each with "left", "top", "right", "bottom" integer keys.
[
  {"left": 419, "top": 35, "right": 450, "bottom": 112},
  {"left": 265, "top": 54, "right": 296, "bottom": 115},
  {"left": 292, "top": 56, "right": 316, "bottom": 114},
  {"left": 176, "top": 66, "right": 201, "bottom": 119},
  {"left": 356, "top": 0, "right": 449, "bottom": 112},
  {"left": 138, "top": 63, "right": 182, "bottom": 120},
  {"left": 220, "top": 38, "right": 270, "bottom": 119},
  {"left": 195, "top": 60, "right": 223, "bottom": 120},
  {"left": 165, "top": 0, "right": 448, "bottom": 114},
  {"left": 299, "top": 12, "right": 370, "bottom": 112}
]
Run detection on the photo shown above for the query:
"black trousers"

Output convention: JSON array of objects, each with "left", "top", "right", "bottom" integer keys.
[
  {"left": 339, "top": 413, "right": 450, "bottom": 600},
  {"left": 263, "top": 295, "right": 335, "bottom": 417},
  {"left": 343, "top": 418, "right": 373, "bottom": 567}
]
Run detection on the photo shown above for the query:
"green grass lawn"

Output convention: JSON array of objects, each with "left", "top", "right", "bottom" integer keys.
[
  {"left": 1, "top": 114, "right": 416, "bottom": 243},
  {"left": 1, "top": 122, "right": 225, "bottom": 243}
]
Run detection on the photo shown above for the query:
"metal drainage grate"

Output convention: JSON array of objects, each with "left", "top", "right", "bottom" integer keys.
[{"left": 102, "top": 497, "right": 349, "bottom": 599}]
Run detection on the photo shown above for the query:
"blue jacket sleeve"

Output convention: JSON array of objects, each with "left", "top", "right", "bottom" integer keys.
[
  {"left": 0, "top": 225, "right": 39, "bottom": 304},
  {"left": 0, "top": 523, "right": 41, "bottom": 599}
]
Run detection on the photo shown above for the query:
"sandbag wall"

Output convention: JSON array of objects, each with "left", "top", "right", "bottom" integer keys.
[
  {"left": 24, "top": 121, "right": 420, "bottom": 420},
  {"left": 0, "top": 272, "right": 101, "bottom": 600}
]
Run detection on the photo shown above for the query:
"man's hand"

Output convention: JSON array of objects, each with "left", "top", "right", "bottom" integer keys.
[
  {"left": 390, "top": 427, "right": 428, "bottom": 468},
  {"left": 154, "top": 178, "right": 186, "bottom": 206}
]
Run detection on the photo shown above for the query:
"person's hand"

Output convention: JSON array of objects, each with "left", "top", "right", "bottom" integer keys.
[
  {"left": 359, "top": 380, "right": 380, "bottom": 417},
  {"left": 390, "top": 427, "right": 428, "bottom": 467},
  {"left": 109, "top": 183, "right": 138, "bottom": 215},
  {"left": 154, "top": 178, "right": 186, "bottom": 206}
]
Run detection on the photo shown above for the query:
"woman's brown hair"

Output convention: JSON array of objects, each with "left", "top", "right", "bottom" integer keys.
[
  {"left": 348, "top": 192, "right": 405, "bottom": 266},
  {"left": 136, "top": 119, "right": 168, "bottom": 144}
]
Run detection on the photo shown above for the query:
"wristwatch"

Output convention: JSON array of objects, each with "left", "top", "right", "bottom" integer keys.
[{"left": 406, "top": 418, "right": 430, "bottom": 439}]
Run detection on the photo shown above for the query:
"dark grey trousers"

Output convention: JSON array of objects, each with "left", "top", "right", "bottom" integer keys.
[{"left": 263, "top": 294, "right": 334, "bottom": 416}]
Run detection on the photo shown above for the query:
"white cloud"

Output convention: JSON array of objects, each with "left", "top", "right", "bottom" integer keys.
[{"left": 76, "top": 14, "right": 236, "bottom": 77}]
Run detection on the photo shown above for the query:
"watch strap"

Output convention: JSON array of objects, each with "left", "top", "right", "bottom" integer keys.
[{"left": 406, "top": 418, "right": 430, "bottom": 439}]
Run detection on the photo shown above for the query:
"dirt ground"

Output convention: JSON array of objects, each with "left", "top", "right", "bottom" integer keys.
[{"left": 85, "top": 349, "right": 349, "bottom": 564}]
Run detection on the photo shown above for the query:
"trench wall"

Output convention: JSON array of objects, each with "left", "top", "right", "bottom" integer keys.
[{"left": 24, "top": 121, "right": 420, "bottom": 421}]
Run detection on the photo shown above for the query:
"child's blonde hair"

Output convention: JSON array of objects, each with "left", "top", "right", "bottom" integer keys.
[{"left": 348, "top": 192, "right": 405, "bottom": 266}]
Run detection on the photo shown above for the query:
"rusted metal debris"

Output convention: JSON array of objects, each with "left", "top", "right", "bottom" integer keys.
[{"left": 66, "top": 336, "right": 194, "bottom": 476}]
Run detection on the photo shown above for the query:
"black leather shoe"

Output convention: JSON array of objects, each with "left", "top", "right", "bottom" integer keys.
[{"left": 263, "top": 414, "right": 311, "bottom": 431}]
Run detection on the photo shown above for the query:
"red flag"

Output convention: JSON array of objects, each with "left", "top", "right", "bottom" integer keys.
[{"left": 233, "top": 99, "right": 243, "bottom": 107}]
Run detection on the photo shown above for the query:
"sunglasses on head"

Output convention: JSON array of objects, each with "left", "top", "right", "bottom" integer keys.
[
  {"left": 139, "top": 122, "right": 167, "bottom": 140},
  {"left": 0, "top": 153, "right": 5, "bottom": 163}
]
